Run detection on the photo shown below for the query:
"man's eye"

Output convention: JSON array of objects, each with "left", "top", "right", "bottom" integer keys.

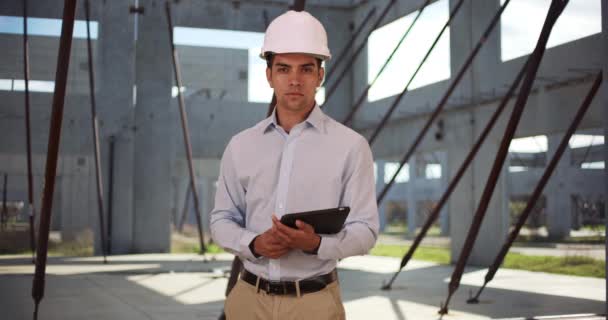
[
  {"left": 278, "top": 67, "right": 288, "bottom": 72},
  {"left": 303, "top": 68, "right": 313, "bottom": 73}
]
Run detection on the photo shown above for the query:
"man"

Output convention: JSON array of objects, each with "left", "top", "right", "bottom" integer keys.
[{"left": 210, "top": 10, "right": 379, "bottom": 320}]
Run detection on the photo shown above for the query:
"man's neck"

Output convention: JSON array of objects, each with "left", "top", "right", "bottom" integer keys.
[{"left": 276, "top": 104, "right": 315, "bottom": 133}]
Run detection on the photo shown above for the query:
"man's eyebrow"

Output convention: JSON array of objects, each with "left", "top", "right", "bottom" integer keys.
[{"left": 274, "top": 62, "right": 316, "bottom": 68}]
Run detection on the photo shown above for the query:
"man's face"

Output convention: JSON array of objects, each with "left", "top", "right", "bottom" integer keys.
[{"left": 266, "top": 53, "right": 324, "bottom": 114}]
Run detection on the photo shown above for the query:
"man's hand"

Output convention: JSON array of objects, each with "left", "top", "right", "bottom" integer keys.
[
  {"left": 271, "top": 215, "right": 321, "bottom": 253},
  {"left": 252, "top": 229, "right": 290, "bottom": 259}
]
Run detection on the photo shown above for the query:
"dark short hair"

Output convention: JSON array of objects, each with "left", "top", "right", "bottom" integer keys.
[{"left": 265, "top": 53, "right": 322, "bottom": 69}]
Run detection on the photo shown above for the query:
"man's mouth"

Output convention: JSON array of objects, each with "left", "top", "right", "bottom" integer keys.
[{"left": 286, "top": 93, "right": 304, "bottom": 96}]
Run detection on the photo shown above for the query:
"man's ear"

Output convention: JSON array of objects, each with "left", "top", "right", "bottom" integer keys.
[
  {"left": 266, "top": 67, "right": 274, "bottom": 88},
  {"left": 318, "top": 67, "right": 325, "bottom": 87}
]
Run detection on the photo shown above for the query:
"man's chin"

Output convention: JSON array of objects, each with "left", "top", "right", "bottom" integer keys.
[{"left": 281, "top": 100, "right": 312, "bottom": 113}]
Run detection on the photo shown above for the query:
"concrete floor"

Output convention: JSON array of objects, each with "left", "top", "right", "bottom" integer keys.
[{"left": 0, "top": 253, "right": 604, "bottom": 320}]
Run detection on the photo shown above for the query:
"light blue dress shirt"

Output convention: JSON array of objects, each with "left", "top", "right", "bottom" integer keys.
[{"left": 210, "top": 104, "right": 379, "bottom": 281}]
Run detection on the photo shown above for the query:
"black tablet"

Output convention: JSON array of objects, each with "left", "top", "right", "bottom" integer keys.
[{"left": 280, "top": 207, "right": 350, "bottom": 234}]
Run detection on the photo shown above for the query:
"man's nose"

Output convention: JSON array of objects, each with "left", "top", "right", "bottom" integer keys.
[{"left": 288, "top": 71, "right": 302, "bottom": 86}]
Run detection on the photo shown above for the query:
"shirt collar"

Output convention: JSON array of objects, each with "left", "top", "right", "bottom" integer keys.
[{"left": 262, "top": 103, "right": 326, "bottom": 134}]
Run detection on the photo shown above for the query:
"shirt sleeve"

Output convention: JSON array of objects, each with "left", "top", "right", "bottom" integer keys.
[
  {"left": 209, "top": 139, "right": 260, "bottom": 261},
  {"left": 317, "top": 136, "right": 379, "bottom": 260}
]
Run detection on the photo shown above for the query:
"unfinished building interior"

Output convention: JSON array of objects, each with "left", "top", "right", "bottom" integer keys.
[{"left": 0, "top": 0, "right": 606, "bottom": 319}]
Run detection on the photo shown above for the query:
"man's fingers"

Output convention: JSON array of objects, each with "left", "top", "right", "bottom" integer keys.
[
  {"left": 295, "top": 220, "right": 315, "bottom": 233},
  {"left": 266, "top": 246, "right": 290, "bottom": 259},
  {"left": 273, "top": 228, "right": 294, "bottom": 245},
  {"left": 273, "top": 218, "right": 298, "bottom": 235}
]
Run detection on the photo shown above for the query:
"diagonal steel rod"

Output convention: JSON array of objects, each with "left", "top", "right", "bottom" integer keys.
[
  {"left": 1, "top": 173, "right": 7, "bottom": 230},
  {"left": 323, "top": 5, "right": 377, "bottom": 84},
  {"left": 439, "top": 0, "right": 568, "bottom": 314},
  {"left": 576, "top": 134, "right": 596, "bottom": 166},
  {"left": 342, "top": 0, "right": 432, "bottom": 126},
  {"left": 467, "top": 71, "right": 603, "bottom": 304},
  {"left": 322, "top": 0, "right": 399, "bottom": 106},
  {"left": 290, "top": 0, "right": 306, "bottom": 11},
  {"left": 31, "top": 1, "right": 77, "bottom": 318},
  {"left": 381, "top": 58, "right": 529, "bottom": 292},
  {"left": 376, "top": 0, "right": 513, "bottom": 204},
  {"left": 22, "top": 0, "right": 37, "bottom": 263},
  {"left": 165, "top": 1, "right": 207, "bottom": 254},
  {"left": 366, "top": 0, "right": 465, "bottom": 146},
  {"left": 84, "top": 0, "right": 108, "bottom": 264}
]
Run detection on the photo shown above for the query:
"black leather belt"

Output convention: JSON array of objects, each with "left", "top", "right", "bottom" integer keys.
[{"left": 241, "top": 269, "right": 338, "bottom": 296}]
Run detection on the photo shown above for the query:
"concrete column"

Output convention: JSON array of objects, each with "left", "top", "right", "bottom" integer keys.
[
  {"left": 200, "top": 177, "right": 213, "bottom": 236},
  {"left": 448, "top": 112, "right": 475, "bottom": 264},
  {"left": 97, "top": 0, "right": 136, "bottom": 254},
  {"left": 447, "top": 0, "right": 509, "bottom": 266},
  {"left": 439, "top": 151, "right": 450, "bottom": 236},
  {"left": 173, "top": 177, "right": 188, "bottom": 227},
  {"left": 321, "top": 10, "right": 357, "bottom": 122},
  {"left": 407, "top": 159, "right": 417, "bottom": 236},
  {"left": 375, "top": 160, "right": 386, "bottom": 232},
  {"left": 545, "top": 134, "right": 573, "bottom": 239},
  {"left": 448, "top": 106, "right": 510, "bottom": 267},
  {"left": 449, "top": 0, "right": 501, "bottom": 103},
  {"left": 132, "top": 0, "right": 174, "bottom": 252},
  {"left": 60, "top": 156, "right": 94, "bottom": 242}
]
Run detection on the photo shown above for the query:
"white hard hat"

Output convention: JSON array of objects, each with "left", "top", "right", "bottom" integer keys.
[{"left": 260, "top": 10, "right": 331, "bottom": 61}]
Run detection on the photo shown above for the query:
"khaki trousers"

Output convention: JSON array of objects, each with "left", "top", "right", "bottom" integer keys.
[{"left": 225, "top": 278, "right": 346, "bottom": 320}]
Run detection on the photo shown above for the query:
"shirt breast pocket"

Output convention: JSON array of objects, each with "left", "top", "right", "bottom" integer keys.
[
  {"left": 289, "top": 164, "right": 343, "bottom": 210},
  {"left": 241, "top": 163, "right": 279, "bottom": 213}
]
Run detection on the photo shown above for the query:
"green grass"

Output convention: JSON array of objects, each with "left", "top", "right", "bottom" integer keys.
[
  {"left": 370, "top": 244, "right": 449, "bottom": 264},
  {"left": 515, "top": 235, "right": 605, "bottom": 244},
  {"left": 382, "top": 223, "right": 442, "bottom": 237},
  {"left": 503, "top": 253, "right": 605, "bottom": 278},
  {"left": 170, "top": 238, "right": 224, "bottom": 254},
  {"left": 2, "top": 242, "right": 94, "bottom": 257},
  {"left": 369, "top": 244, "right": 605, "bottom": 278}
]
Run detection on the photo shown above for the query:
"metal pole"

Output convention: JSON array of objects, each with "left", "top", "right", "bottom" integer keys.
[
  {"left": 31, "top": 1, "right": 77, "bottom": 318},
  {"left": 467, "top": 72, "right": 602, "bottom": 304},
  {"left": 1, "top": 173, "right": 7, "bottom": 230},
  {"left": 381, "top": 59, "right": 529, "bottom": 291},
  {"left": 367, "top": 0, "right": 465, "bottom": 146},
  {"left": 84, "top": 0, "right": 108, "bottom": 264},
  {"left": 342, "top": 0, "right": 432, "bottom": 126},
  {"left": 289, "top": 0, "right": 306, "bottom": 11},
  {"left": 376, "top": 0, "right": 513, "bottom": 204},
  {"left": 603, "top": 0, "right": 608, "bottom": 312},
  {"left": 322, "top": 0, "right": 399, "bottom": 106},
  {"left": 165, "top": 1, "right": 206, "bottom": 254},
  {"left": 323, "top": 6, "right": 377, "bottom": 84},
  {"left": 107, "top": 136, "right": 115, "bottom": 254},
  {"left": 438, "top": 0, "right": 568, "bottom": 314},
  {"left": 22, "top": 0, "right": 37, "bottom": 263}
]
